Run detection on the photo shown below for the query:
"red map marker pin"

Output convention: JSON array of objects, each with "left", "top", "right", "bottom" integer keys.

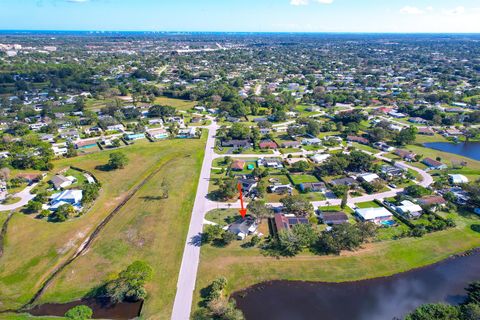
[{"left": 237, "top": 183, "right": 247, "bottom": 219}]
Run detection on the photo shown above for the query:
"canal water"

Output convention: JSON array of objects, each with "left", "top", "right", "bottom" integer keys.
[
  {"left": 28, "top": 298, "right": 143, "bottom": 320},
  {"left": 423, "top": 142, "right": 480, "bottom": 161},
  {"left": 232, "top": 251, "right": 480, "bottom": 320}
]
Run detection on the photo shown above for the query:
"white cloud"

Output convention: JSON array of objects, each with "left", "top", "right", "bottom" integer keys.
[
  {"left": 400, "top": 6, "right": 424, "bottom": 15},
  {"left": 442, "top": 6, "right": 465, "bottom": 15},
  {"left": 66, "top": 0, "right": 89, "bottom": 3},
  {"left": 290, "top": 0, "right": 309, "bottom": 6},
  {"left": 290, "top": 0, "right": 333, "bottom": 6}
]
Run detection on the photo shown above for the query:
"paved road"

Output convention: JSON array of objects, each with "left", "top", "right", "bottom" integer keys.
[
  {"left": 0, "top": 183, "right": 38, "bottom": 212},
  {"left": 171, "top": 122, "right": 218, "bottom": 320}
]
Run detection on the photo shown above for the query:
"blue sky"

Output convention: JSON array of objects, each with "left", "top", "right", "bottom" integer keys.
[{"left": 1, "top": 0, "right": 479, "bottom": 33}]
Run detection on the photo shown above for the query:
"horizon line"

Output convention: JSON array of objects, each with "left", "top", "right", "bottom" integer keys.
[{"left": 1, "top": 29, "right": 480, "bottom": 35}]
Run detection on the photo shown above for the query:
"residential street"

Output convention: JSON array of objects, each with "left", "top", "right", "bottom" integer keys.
[{"left": 0, "top": 183, "right": 37, "bottom": 212}]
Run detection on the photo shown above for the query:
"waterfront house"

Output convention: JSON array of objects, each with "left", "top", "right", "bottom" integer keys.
[{"left": 422, "top": 158, "right": 447, "bottom": 171}]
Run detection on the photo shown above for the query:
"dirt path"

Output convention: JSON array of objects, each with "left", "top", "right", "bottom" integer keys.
[{"left": 0, "top": 211, "right": 14, "bottom": 258}]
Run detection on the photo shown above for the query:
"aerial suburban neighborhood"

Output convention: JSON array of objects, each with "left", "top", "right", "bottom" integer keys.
[{"left": 1, "top": 2, "right": 480, "bottom": 320}]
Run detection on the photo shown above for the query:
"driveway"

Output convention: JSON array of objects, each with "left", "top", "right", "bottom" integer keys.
[{"left": 0, "top": 183, "right": 38, "bottom": 212}]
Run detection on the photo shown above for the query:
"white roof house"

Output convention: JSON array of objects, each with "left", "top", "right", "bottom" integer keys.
[
  {"left": 50, "top": 190, "right": 83, "bottom": 210},
  {"left": 449, "top": 174, "right": 469, "bottom": 184},
  {"left": 310, "top": 153, "right": 331, "bottom": 164},
  {"left": 396, "top": 200, "right": 423, "bottom": 218},
  {"left": 355, "top": 207, "right": 393, "bottom": 223},
  {"left": 358, "top": 173, "right": 380, "bottom": 183}
]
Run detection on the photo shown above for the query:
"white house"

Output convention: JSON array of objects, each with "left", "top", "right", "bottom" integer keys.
[
  {"left": 448, "top": 174, "right": 469, "bottom": 184},
  {"left": 50, "top": 189, "right": 83, "bottom": 211},
  {"left": 310, "top": 153, "right": 331, "bottom": 164},
  {"left": 396, "top": 200, "right": 423, "bottom": 218},
  {"left": 355, "top": 207, "right": 393, "bottom": 225},
  {"left": 358, "top": 173, "right": 380, "bottom": 183}
]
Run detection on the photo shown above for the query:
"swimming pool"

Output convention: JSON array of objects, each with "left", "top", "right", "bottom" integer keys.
[{"left": 380, "top": 220, "right": 396, "bottom": 227}]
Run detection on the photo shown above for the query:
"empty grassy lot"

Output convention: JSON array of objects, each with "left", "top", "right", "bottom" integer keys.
[
  {"left": 152, "top": 96, "right": 196, "bottom": 111},
  {"left": 0, "top": 136, "right": 206, "bottom": 320}
]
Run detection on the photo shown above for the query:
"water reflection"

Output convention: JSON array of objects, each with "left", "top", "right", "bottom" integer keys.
[{"left": 233, "top": 252, "right": 480, "bottom": 320}]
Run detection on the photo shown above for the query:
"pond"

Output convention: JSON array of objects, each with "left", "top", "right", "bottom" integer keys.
[
  {"left": 423, "top": 142, "right": 480, "bottom": 161},
  {"left": 28, "top": 298, "right": 143, "bottom": 320},
  {"left": 232, "top": 251, "right": 480, "bottom": 320}
]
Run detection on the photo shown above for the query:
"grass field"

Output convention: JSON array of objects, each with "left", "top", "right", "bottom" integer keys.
[
  {"left": 152, "top": 96, "right": 196, "bottom": 111},
  {"left": 192, "top": 210, "right": 480, "bottom": 312},
  {"left": 0, "top": 136, "right": 206, "bottom": 320}
]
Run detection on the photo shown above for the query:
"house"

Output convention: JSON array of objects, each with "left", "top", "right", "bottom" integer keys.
[
  {"left": 443, "top": 128, "right": 463, "bottom": 137},
  {"left": 258, "top": 158, "right": 283, "bottom": 169},
  {"left": 124, "top": 133, "right": 145, "bottom": 141},
  {"left": 49, "top": 189, "right": 83, "bottom": 211},
  {"left": 357, "top": 173, "right": 380, "bottom": 183},
  {"left": 381, "top": 165, "right": 405, "bottom": 178},
  {"left": 16, "top": 173, "right": 42, "bottom": 184},
  {"left": 40, "top": 134, "right": 55, "bottom": 143},
  {"left": 310, "top": 153, "right": 330, "bottom": 164},
  {"left": 388, "top": 111, "right": 407, "bottom": 118},
  {"left": 274, "top": 213, "right": 309, "bottom": 233},
  {"left": 331, "top": 177, "right": 358, "bottom": 187},
  {"left": 409, "top": 117, "right": 427, "bottom": 124},
  {"left": 231, "top": 160, "right": 246, "bottom": 171},
  {"left": 146, "top": 128, "right": 169, "bottom": 140},
  {"left": 221, "top": 140, "right": 250, "bottom": 149},
  {"left": 302, "top": 137, "right": 322, "bottom": 146},
  {"left": 50, "top": 175, "right": 76, "bottom": 190},
  {"left": 228, "top": 217, "right": 258, "bottom": 240},
  {"left": 449, "top": 174, "right": 469, "bottom": 184},
  {"left": 319, "top": 211, "right": 349, "bottom": 225},
  {"left": 258, "top": 140, "right": 278, "bottom": 149},
  {"left": 373, "top": 142, "right": 395, "bottom": 152},
  {"left": 269, "top": 184, "right": 294, "bottom": 195},
  {"left": 75, "top": 139, "right": 98, "bottom": 150},
  {"left": 396, "top": 200, "right": 423, "bottom": 219},
  {"left": 355, "top": 207, "right": 394, "bottom": 225},
  {"left": 60, "top": 130, "right": 80, "bottom": 141},
  {"left": 417, "top": 195, "right": 447, "bottom": 207},
  {"left": 177, "top": 127, "right": 197, "bottom": 138},
  {"left": 347, "top": 135, "right": 369, "bottom": 145},
  {"left": 280, "top": 141, "right": 301, "bottom": 148},
  {"left": 422, "top": 158, "right": 447, "bottom": 170},
  {"left": 299, "top": 182, "right": 327, "bottom": 193},
  {"left": 106, "top": 124, "right": 125, "bottom": 132},
  {"left": 418, "top": 127, "right": 435, "bottom": 136},
  {"left": 238, "top": 178, "right": 258, "bottom": 195},
  {"left": 395, "top": 149, "right": 417, "bottom": 162},
  {"left": 52, "top": 145, "right": 68, "bottom": 157}
]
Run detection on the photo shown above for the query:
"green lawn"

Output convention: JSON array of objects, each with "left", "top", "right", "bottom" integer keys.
[
  {"left": 0, "top": 136, "right": 206, "bottom": 320},
  {"left": 152, "top": 96, "right": 197, "bottom": 111},
  {"left": 289, "top": 174, "right": 319, "bottom": 185},
  {"left": 355, "top": 201, "right": 381, "bottom": 209},
  {"left": 1, "top": 197, "right": 22, "bottom": 205},
  {"left": 205, "top": 209, "right": 241, "bottom": 226}
]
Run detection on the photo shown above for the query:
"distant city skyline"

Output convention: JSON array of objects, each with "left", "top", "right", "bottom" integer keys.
[{"left": 1, "top": 0, "right": 480, "bottom": 33}]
